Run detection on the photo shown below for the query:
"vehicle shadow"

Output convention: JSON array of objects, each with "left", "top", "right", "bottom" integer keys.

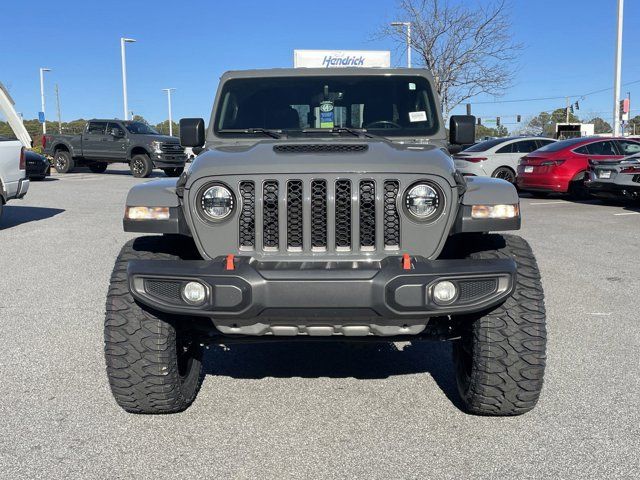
[
  {"left": 0, "top": 205, "right": 64, "bottom": 229},
  {"left": 202, "top": 340, "right": 463, "bottom": 410}
]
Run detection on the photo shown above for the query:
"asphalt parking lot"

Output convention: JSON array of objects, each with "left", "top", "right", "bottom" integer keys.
[{"left": 1, "top": 166, "right": 639, "bottom": 479}]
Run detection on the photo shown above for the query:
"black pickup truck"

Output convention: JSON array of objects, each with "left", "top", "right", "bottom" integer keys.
[{"left": 42, "top": 119, "right": 187, "bottom": 177}]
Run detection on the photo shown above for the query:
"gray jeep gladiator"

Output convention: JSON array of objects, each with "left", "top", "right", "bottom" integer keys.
[
  {"left": 43, "top": 119, "right": 186, "bottom": 178},
  {"left": 105, "top": 68, "right": 546, "bottom": 416}
]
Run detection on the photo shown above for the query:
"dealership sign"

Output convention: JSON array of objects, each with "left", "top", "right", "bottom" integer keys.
[{"left": 294, "top": 50, "right": 391, "bottom": 69}]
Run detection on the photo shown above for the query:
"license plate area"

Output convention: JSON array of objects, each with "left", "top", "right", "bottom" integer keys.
[
  {"left": 598, "top": 170, "right": 612, "bottom": 179},
  {"left": 524, "top": 166, "right": 534, "bottom": 173}
]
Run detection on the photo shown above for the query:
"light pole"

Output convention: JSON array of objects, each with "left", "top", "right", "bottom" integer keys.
[
  {"left": 120, "top": 37, "right": 136, "bottom": 120},
  {"left": 613, "top": 0, "right": 624, "bottom": 136},
  {"left": 162, "top": 88, "right": 176, "bottom": 136},
  {"left": 39, "top": 67, "right": 51, "bottom": 134},
  {"left": 391, "top": 21, "right": 412, "bottom": 67}
]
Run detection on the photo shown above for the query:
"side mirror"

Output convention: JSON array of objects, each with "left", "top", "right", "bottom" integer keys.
[
  {"left": 449, "top": 115, "right": 476, "bottom": 146},
  {"left": 180, "top": 118, "right": 205, "bottom": 147},
  {"left": 111, "top": 128, "right": 124, "bottom": 138}
]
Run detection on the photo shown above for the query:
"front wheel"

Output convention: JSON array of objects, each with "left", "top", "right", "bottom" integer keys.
[
  {"left": 451, "top": 234, "right": 547, "bottom": 416},
  {"left": 130, "top": 154, "right": 153, "bottom": 178},
  {"left": 163, "top": 167, "right": 184, "bottom": 177},
  {"left": 104, "top": 236, "right": 204, "bottom": 414}
]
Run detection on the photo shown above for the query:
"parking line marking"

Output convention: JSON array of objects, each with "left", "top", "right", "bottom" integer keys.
[
  {"left": 529, "top": 201, "right": 567, "bottom": 205},
  {"left": 613, "top": 212, "right": 640, "bottom": 216},
  {"left": 586, "top": 312, "right": 612, "bottom": 316}
]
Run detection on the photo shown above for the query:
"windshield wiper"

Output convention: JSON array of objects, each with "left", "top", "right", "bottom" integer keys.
[
  {"left": 219, "top": 128, "right": 283, "bottom": 139},
  {"left": 302, "top": 127, "right": 387, "bottom": 141}
]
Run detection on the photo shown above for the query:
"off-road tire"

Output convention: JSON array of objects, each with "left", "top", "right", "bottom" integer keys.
[
  {"left": 163, "top": 167, "right": 184, "bottom": 177},
  {"left": 54, "top": 150, "right": 74, "bottom": 173},
  {"left": 89, "top": 162, "right": 108, "bottom": 173},
  {"left": 104, "top": 236, "right": 204, "bottom": 414},
  {"left": 451, "top": 234, "right": 546, "bottom": 416},
  {"left": 491, "top": 167, "right": 516, "bottom": 185},
  {"left": 130, "top": 154, "right": 153, "bottom": 178}
]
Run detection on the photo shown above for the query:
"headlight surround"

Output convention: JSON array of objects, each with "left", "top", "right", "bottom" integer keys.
[
  {"left": 198, "top": 183, "right": 235, "bottom": 221},
  {"left": 403, "top": 182, "right": 444, "bottom": 222},
  {"left": 151, "top": 141, "right": 163, "bottom": 154}
]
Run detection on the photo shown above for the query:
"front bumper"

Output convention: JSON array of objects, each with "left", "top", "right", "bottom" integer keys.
[
  {"left": 128, "top": 256, "right": 516, "bottom": 336},
  {"left": 152, "top": 153, "right": 186, "bottom": 168}
]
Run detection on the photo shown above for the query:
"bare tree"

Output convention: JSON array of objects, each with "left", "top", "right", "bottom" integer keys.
[{"left": 380, "top": 0, "right": 522, "bottom": 117}]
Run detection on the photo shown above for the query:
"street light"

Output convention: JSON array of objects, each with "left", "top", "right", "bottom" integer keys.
[
  {"left": 120, "top": 37, "right": 136, "bottom": 120},
  {"left": 39, "top": 67, "right": 51, "bottom": 134},
  {"left": 391, "top": 21, "right": 412, "bottom": 68},
  {"left": 613, "top": 0, "right": 624, "bottom": 136},
  {"left": 162, "top": 88, "right": 176, "bottom": 136}
]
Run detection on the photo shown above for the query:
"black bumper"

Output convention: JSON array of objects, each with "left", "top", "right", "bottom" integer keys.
[
  {"left": 585, "top": 180, "right": 640, "bottom": 198},
  {"left": 128, "top": 256, "right": 516, "bottom": 320},
  {"left": 152, "top": 153, "right": 186, "bottom": 168}
]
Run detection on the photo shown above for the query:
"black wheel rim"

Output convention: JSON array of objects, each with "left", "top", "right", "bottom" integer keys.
[
  {"left": 132, "top": 159, "right": 144, "bottom": 175},
  {"left": 495, "top": 169, "right": 515, "bottom": 183},
  {"left": 55, "top": 154, "right": 67, "bottom": 171}
]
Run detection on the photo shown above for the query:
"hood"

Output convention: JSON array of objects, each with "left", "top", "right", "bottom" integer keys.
[{"left": 186, "top": 139, "right": 456, "bottom": 188}]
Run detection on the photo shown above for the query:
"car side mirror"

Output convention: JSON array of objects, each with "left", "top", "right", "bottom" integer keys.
[
  {"left": 449, "top": 115, "right": 476, "bottom": 146},
  {"left": 180, "top": 118, "right": 205, "bottom": 147},
  {"left": 111, "top": 128, "right": 124, "bottom": 138}
]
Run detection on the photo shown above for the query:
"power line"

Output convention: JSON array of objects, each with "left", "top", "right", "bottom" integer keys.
[{"left": 471, "top": 79, "right": 640, "bottom": 105}]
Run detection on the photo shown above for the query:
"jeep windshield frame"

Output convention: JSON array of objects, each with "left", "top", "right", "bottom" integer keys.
[{"left": 212, "top": 75, "right": 440, "bottom": 139}]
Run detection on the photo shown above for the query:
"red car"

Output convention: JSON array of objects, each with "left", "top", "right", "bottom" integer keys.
[{"left": 517, "top": 137, "right": 640, "bottom": 197}]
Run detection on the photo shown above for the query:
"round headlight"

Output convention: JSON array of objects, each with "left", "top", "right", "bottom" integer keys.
[
  {"left": 404, "top": 183, "right": 442, "bottom": 220},
  {"left": 200, "top": 184, "right": 234, "bottom": 220}
]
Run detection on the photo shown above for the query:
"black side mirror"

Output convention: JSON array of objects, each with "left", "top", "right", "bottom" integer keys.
[
  {"left": 111, "top": 128, "right": 124, "bottom": 138},
  {"left": 449, "top": 115, "right": 476, "bottom": 145},
  {"left": 180, "top": 118, "right": 205, "bottom": 147}
]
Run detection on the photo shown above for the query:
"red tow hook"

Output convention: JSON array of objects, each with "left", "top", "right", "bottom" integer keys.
[
  {"left": 225, "top": 254, "right": 235, "bottom": 271},
  {"left": 402, "top": 253, "right": 412, "bottom": 270}
]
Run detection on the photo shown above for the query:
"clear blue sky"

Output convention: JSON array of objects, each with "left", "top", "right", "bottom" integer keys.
[{"left": 2, "top": 0, "right": 638, "bottom": 130}]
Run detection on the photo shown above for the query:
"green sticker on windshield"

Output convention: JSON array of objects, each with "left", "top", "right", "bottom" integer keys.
[{"left": 320, "top": 101, "right": 334, "bottom": 128}]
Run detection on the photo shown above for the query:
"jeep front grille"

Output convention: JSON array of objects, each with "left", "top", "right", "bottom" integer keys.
[{"left": 238, "top": 178, "right": 401, "bottom": 253}]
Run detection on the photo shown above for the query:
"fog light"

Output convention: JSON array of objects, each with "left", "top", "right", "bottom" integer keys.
[
  {"left": 433, "top": 281, "right": 457, "bottom": 304},
  {"left": 182, "top": 281, "right": 206, "bottom": 305}
]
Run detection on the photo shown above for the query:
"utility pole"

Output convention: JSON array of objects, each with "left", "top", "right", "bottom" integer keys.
[
  {"left": 39, "top": 67, "right": 51, "bottom": 134},
  {"left": 613, "top": 0, "right": 624, "bottom": 136},
  {"left": 162, "top": 88, "right": 176, "bottom": 136},
  {"left": 120, "top": 37, "right": 136, "bottom": 120},
  {"left": 55, "top": 84, "right": 62, "bottom": 133}
]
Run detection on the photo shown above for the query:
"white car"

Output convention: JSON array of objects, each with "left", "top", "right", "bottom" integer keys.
[
  {"left": 0, "top": 136, "right": 29, "bottom": 218},
  {"left": 454, "top": 136, "right": 556, "bottom": 184}
]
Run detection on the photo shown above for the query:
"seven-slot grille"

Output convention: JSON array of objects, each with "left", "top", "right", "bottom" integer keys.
[{"left": 238, "top": 179, "right": 401, "bottom": 252}]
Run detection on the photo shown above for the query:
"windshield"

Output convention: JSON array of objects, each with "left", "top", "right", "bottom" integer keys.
[
  {"left": 213, "top": 75, "right": 440, "bottom": 137},
  {"left": 125, "top": 122, "right": 159, "bottom": 135},
  {"left": 462, "top": 138, "right": 509, "bottom": 152},
  {"left": 536, "top": 137, "right": 586, "bottom": 153}
]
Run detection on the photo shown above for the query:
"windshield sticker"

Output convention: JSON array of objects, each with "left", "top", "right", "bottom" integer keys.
[
  {"left": 320, "top": 101, "right": 335, "bottom": 128},
  {"left": 409, "top": 111, "right": 427, "bottom": 123},
  {"left": 408, "top": 82, "right": 416, "bottom": 90}
]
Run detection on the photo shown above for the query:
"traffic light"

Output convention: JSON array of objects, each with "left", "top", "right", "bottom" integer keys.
[
  {"left": 496, "top": 117, "right": 501, "bottom": 127},
  {"left": 516, "top": 115, "right": 521, "bottom": 123},
  {"left": 477, "top": 117, "right": 482, "bottom": 125},
  {"left": 574, "top": 101, "right": 580, "bottom": 110}
]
